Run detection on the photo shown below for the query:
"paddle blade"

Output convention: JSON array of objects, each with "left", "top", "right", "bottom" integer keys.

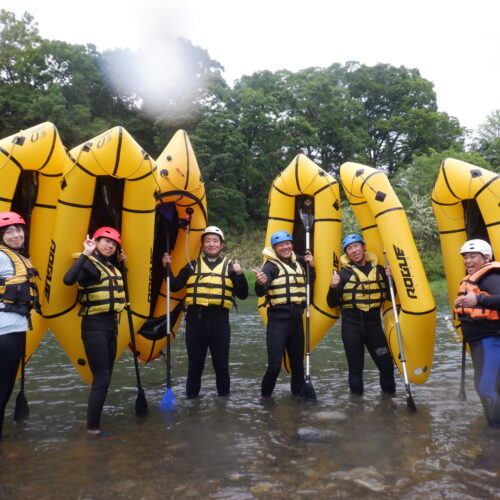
[
  {"left": 160, "top": 388, "right": 176, "bottom": 411},
  {"left": 300, "top": 378, "right": 317, "bottom": 403},
  {"left": 135, "top": 387, "right": 149, "bottom": 416},
  {"left": 14, "top": 391, "right": 29, "bottom": 422},
  {"left": 405, "top": 386, "right": 417, "bottom": 413}
]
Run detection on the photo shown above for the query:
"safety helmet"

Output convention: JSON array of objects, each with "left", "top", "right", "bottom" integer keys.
[
  {"left": 271, "top": 230, "right": 293, "bottom": 246},
  {"left": 459, "top": 239, "right": 492, "bottom": 258},
  {"left": 0, "top": 211, "right": 26, "bottom": 229},
  {"left": 342, "top": 233, "right": 365, "bottom": 252},
  {"left": 92, "top": 226, "right": 122, "bottom": 244},
  {"left": 202, "top": 226, "right": 225, "bottom": 242}
]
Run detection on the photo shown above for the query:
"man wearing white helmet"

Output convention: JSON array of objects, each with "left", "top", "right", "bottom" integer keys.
[
  {"left": 163, "top": 226, "right": 248, "bottom": 399},
  {"left": 455, "top": 238, "right": 500, "bottom": 427}
]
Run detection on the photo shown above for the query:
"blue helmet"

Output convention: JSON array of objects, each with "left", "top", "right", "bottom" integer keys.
[
  {"left": 271, "top": 230, "right": 293, "bottom": 246},
  {"left": 342, "top": 233, "right": 364, "bottom": 252}
]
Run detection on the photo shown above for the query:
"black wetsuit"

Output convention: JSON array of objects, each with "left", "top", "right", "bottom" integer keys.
[
  {"left": 169, "top": 256, "right": 248, "bottom": 398},
  {"left": 255, "top": 256, "right": 313, "bottom": 397},
  {"left": 327, "top": 261, "right": 395, "bottom": 395},
  {"left": 64, "top": 253, "right": 120, "bottom": 430}
]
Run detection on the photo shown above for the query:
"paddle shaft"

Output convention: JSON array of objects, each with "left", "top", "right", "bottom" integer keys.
[
  {"left": 166, "top": 232, "right": 172, "bottom": 390},
  {"left": 304, "top": 227, "right": 311, "bottom": 375},
  {"left": 122, "top": 266, "right": 143, "bottom": 389},
  {"left": 384, "top": 253, "right": 413, "bottom": 391}
]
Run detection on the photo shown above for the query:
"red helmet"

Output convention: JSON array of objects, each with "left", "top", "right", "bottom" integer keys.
[
  {"left": 0, "top": 211, "right": 26, "bottom": 229},
  {"left": 92, "top": 226, "right": 121, "bottom": 244}
]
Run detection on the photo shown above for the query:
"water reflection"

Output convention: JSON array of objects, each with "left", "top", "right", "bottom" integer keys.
[{"left": 0, "top": 300, "right": 498, "bottom": 499}]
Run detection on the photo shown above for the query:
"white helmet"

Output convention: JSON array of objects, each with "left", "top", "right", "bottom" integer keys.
[
  {"left": 460, "top": 239, "right": 492, "bottom": 258},
  {"left": 202, "top": 226, "right": 225, "bottom": 242}
]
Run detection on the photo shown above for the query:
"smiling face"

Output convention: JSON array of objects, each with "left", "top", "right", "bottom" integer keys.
[
  {"left": 2, "top": 224, "right": 25, "bottom": 250},
  {"left": 95, "top": 237, "right": 118, "bottom": 258},
  {"left": 462, "top": 252, "right": 488, "bottom": 275},
  {"left": 202, "top": 234, "right": 223, "bottom": 258},
  {"left": 345, "top": 241, "right": 366, "bottom": 265},
  {"left": 274, "top": 240, "right": 293, "bottom": 260}
]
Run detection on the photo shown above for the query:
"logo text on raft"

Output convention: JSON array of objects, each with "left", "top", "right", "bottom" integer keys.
[
  {"left": 44, "top": 240, "right": 56, "bottom": 301},
  {"left": 393, "top": 244, "right": 417, "bottom": 299}
]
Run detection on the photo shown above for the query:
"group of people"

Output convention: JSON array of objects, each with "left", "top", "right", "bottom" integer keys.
[{"left": 1, "top": 210, "right": 499, "bottom": 439}]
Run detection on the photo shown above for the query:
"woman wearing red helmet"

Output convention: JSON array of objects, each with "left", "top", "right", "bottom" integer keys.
[
  {"left": 63, "top": 227, "right": 126, "bottom": 436},
  {"left": 0, "top": 211, "right": 39, "bottom": 437}
]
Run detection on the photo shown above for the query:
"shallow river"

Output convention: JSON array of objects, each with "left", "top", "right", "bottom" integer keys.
[{"left": 0, "top": 298, "right": 498, "bottom": 499}]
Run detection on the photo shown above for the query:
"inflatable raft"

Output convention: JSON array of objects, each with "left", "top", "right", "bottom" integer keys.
[
  {"left": 340, "top": 162, "right": 436, "bottom": 384},
  {"left": 431, "top": 158, "right": 500, "bottom": 328},
  {"left": 134, "top": 130, "right": 207, "bottom": 363},
  {"left": 42, "top": 126, "right": 157, "bottom": 383},
  {"left": 258, "top": 154, "right": 342, "bottom": 366},
  {"left": 0, "top": 122, "right": 68, "bottom": 376}
]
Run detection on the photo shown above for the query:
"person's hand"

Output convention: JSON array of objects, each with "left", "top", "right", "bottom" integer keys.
[
  {"left": 304, "top": 249, "right": 314, "bottom": 267},
  {"left": 252, "top": 268, "right": 267, "bottom": 285},
  {"left": 162, "top": 253, "right": 172, "bottom": 268},
  {"left": 385, "top": 265, "right": 392, "bottom": 277},
  {"left": 455, "top": 286, "right": 477, "bottom": 308},
  {"left": 83, "top": 234, "right": 96, "bottom": 256},
  {"left": 117, "top": 249, "right": 127, "bottom": 264},
  {"left": 330, "top": 270, "right": 340, "bottom": 288},
  {"left": 232, "top": 259, "right": 243, "bottom": 275}
]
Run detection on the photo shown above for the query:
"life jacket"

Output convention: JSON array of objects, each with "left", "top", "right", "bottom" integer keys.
[
  {"left": 340, "top": 251, "right": 386, "bottom": 312},
  {"left": 0, "top": 244, "right": 39, "bottom": 316},
  {"left": 184, "top": 257, "right": 234, "bottom": 309},
  {"left": 262, "top": 247, "right": 306, "bottom": 307},
  {"left": 77, "top": 255, "right": 126, "bottom": 316},
  {"left": 455, "top": 262, "right": 500, "bottom": 320}
]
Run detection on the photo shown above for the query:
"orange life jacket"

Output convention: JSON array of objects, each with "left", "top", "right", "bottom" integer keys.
[{"left": 455, "top": 262, "right": 500, "bottom": 320}]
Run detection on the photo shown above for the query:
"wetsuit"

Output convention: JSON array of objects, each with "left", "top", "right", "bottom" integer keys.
[
  {"left": 455, "top": 264, "right": 500, "bottom": 427},
  {"left": 63, "top": 253, "right": 125, "bottom": 430},
  {"left": 0, "top": 248, "right": 37, "bottom": 436},
  {"left": 255, "top": 248, "right": 313, "bottom": 397},
  {"left": 169, "top": 256, "right": 248, "bottom": 398},
  {"left": 327, "top": 252, "right": 395, "bottom": 395}
]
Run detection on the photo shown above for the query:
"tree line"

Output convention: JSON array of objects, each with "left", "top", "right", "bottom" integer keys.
[{"left": 1, "top": 9, "right": 499, "bottom": 253}]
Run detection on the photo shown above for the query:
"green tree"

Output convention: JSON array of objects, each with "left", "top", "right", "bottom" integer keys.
[{"left": 470, "top": 110, "right": 500, "bottom": 171}]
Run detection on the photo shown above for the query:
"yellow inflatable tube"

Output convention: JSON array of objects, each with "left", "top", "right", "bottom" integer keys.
[
  {"left": 431, "top": 158, "right": 500, "bottom": 330},
  {"left": 258, "top": 154, "right": 342, "bottom": 365},
  {"left": 340, "top": 162, "right": 436, "bottom": 384},
  {"left": 0, "top": 122, "right": 68, "bottom": 375},
  {"left": 42, "top": 127, "right": 157, "bottom": 383},
  {"left": 134, "top": 130, "right": 207, "bottom": 363}
]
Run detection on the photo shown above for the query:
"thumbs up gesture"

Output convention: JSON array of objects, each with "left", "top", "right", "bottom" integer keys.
[
  {"left": 330, "top": 270, "right": 341, "bottom": 288},
  {"left": 232, "top": 259, "right": 243, "bottom": 275}
]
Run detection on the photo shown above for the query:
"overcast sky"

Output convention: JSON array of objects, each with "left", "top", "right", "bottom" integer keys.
[{"left": 4, "top": 0, "right": 500, "bottom": 131}]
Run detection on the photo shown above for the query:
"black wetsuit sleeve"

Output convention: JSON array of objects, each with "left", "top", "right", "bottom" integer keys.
[
  {"left": 255, "top": 261, "right": 279, "bottom": 297},
  {"left": 168, "top": 261, "right": 195, "bottom": 292},
  {"left": 326, "top": 268, "right": 350, "bottom": 308},
  {"left": 63, "top": 254, "right": 99, "bottom": 287},
  {"left": 229, "top": 264, "right": 249, "bottom": 300},
  {"left": 476, "top": 271, "right": 500, "bottom": 310}
]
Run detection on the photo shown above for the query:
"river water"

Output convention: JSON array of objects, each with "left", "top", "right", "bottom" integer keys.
[{"left": 0, "top": 298, "right": 498, "bottom": 499}]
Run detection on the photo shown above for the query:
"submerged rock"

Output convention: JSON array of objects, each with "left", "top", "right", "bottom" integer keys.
[
  {"left": 296, "top": 426, "right": 339, "bottom": 440},
  {"left": 329, "top": 466, "right": 387, "bottom": 492}
]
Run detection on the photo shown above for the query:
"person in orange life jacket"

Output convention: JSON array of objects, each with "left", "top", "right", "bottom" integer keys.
[
  {"left": 0, "top": 212, "right": 39, "bottom": 438},
  {"left": 253, "top": 230, "right": 314, "bottom": 400},
  {"left": 63, "top": 227, "right": 126, "bottom": 436},
  {"left": 454, "top": 239, "right": 500, "bottom": 427},
  {"left": 327, "top": 234, "right": 395, "bottom": 396},
  {"left": 162, "top": 226, "right": 248, "bottom": 399}
]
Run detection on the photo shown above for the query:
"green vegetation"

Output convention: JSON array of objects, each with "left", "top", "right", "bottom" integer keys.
[{"left": 1, "top": 8, "right": 499, "bottom": 279}]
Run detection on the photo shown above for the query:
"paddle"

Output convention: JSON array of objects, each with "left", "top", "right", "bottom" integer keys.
[
  {"left": 160, "top": 229, "right": 176, "bottom": 410},
  {"left": 299, "top": 198, "right": 317, "bottom": 403},
  {"left": 14, "top": 333, "right": 29, "bottom": 422},
  {"left": 121, "top": 264, "right": 148, "bottom": 416},
  {"left": 384, "top": 251, "right": 417, "bottom": 413}
]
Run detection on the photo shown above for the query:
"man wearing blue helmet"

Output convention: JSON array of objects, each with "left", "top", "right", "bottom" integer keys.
[
  {"left": 327, "top": 233, "right": 395, "bottom": 396},
  {"left": 253, "top": 230, "right": 314, "bottom": 400}
]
